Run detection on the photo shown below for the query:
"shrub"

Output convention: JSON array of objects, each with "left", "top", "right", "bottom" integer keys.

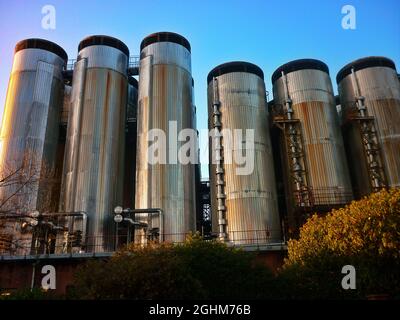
[
  {"left": 70, "top": 235, "right": 277, "bottom": 300},
  {"left": 280, "top": 189, "right": 400, "bottom": 299}
]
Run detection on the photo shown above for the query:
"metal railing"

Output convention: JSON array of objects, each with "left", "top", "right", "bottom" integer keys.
[
  {"left": 0, "top": 229, "right": 285, "bottom": 257},
  {"left": 66, "top": 59, "right": 76, "bottom": 71},
  {"left": 128, "top": 55, "right": 140, "bottom": 68},
  {"left": 290, "top": 188, "right": 353, "bottom": 208},
  {"left": 65, "top": 55, "right": 139, "bottom": 72}
]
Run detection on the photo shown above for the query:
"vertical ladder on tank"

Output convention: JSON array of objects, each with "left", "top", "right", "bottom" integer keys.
[
  {"left": 212, "top": 77, "right": 227, "bottom": 241},
  {"left": 349, "top": 68, "right": 387, "bottom": 191},
  {"left": 273, "top": 71, "right": 314, "bottom": 210}
]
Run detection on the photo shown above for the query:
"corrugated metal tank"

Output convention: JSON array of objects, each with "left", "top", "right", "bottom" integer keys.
[
  {"left": 207, "top": 61, "right": 282, "bottom": 245},
  {"left": 58, "top": 35, "right": 129, "bottom": 252},
  {"left": 272, "top": 59, "right": 353, "bottom": 213},
  {"left": 136, "top": 32, "right": 196, "bottom": 242},
  {"left": 0, "top": 39, "right": 67, "bottom": 254},
  {"left": 337, "top": 57, "right": 400, "bottom": 197}
]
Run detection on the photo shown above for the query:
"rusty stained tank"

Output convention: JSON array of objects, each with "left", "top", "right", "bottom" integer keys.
[
  {"left": 207, "top": 61, "right": 282, "bottom": 245},
  {"left": 337, "top": 56, "right": 400, "bottom": 197},
  {"left": 136, "top": 32, "right": 196, "bottom": 243},
  {"left": 0, "top": 39, "right": 67, "bottom": 255},
  {"left": 271, "top": 59, "right": 353, "bottom": 229},
  {"left": 58, "top": 35, "right": 129, "bottom": 252}
]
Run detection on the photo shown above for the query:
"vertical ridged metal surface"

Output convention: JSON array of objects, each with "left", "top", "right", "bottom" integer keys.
[
  {"left": 136, "top": 36, "right": 196, "bottom": 242},
  {"left": 208, "top": 67, "right": 282, "bottom": 244},
  {"left": 0, "top": 42, "right": 66, "bottom": 254},
  {"left": 59, "top": 40, "right": 128, "bottom": 252},
  {"left": 273, "top": 67, "right": 353, "bottom": 207},
  {"left": 338, "top": 62, "right": 400, "bottom": 197}
]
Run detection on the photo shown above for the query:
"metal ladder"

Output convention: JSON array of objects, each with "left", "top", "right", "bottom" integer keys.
[
  {"left": 272, "top": 71, "right": 313, "bottom": 208},
  {"left": 212, "top": 77, "right": 227, "bottom": 241},
  {"left": 350, "top": 68, "right": 387, "bottom": 191}
]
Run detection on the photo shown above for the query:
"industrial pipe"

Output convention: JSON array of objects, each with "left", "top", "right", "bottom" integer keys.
[
  {"left": 123, "top": 218, "right": 148, "bottom": 228},
  {"left": 39, "top": 211, "right": 88, "bottom": 246},
  {"left": 114, "top": 208, "right": 164, "bottom": 242}
]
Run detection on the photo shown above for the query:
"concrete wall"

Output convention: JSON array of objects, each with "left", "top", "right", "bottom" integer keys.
[{"left": 0, "top": 258, "right": 97, "bottom": 295}]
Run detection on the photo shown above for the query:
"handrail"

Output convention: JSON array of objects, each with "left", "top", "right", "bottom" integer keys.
[{"left": 65, "top": 55, "right": 140, "bottom": 71}]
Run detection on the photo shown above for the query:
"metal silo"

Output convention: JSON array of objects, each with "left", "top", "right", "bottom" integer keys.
[
  {"left": 207, "top": 61, "right": 282, "bottom": 245},
  {"left": 58, "top": 35, "right": 129, "bottom": 252},
  {"left": 337, "top": 56, "right": 400, "bottom": 197},
  {"left": 136, "top": 32, "right": 196, "bottom": 243},
  {"left": 0, "top": 39, "right": 67, "bottom": 255},
  {"left": 271, "top": 59, "right": 353, "bottom": 230}
]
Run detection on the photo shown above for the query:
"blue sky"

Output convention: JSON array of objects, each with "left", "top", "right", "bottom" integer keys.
[{"left": 0, "top": 0, "right": 399, "bottom": 178}]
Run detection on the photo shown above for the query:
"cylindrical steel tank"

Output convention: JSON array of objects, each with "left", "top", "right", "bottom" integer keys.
[
  {"left": 58, "top": 35, "right": 129, "bottom": 252},
  {"left": 271, "top": 59, "right": 353, "bottom": 223},
  {"left": 337, "top": 56, "right": 400, "bottom": 197},
  {"left": 207, "top": 61, "right": 282, "bottom": 245},
  {"left": 0, "top": 39, "right": 67, "bottom": 255},
  {"left": 136, "top": 32, "right": 196, "bottom": 243}
]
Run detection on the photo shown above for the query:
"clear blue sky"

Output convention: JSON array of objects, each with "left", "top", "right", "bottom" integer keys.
[{"left": 0, "top": 0, "right": 399, "bottom": 178}]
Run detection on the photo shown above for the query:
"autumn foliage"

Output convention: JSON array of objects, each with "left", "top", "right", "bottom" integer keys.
[
  {"left": 282, "top": 188, "right": 400, "bottom": 298},
  {"left": 65, "top": 189, "right": 400, "bottom": 300}
]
